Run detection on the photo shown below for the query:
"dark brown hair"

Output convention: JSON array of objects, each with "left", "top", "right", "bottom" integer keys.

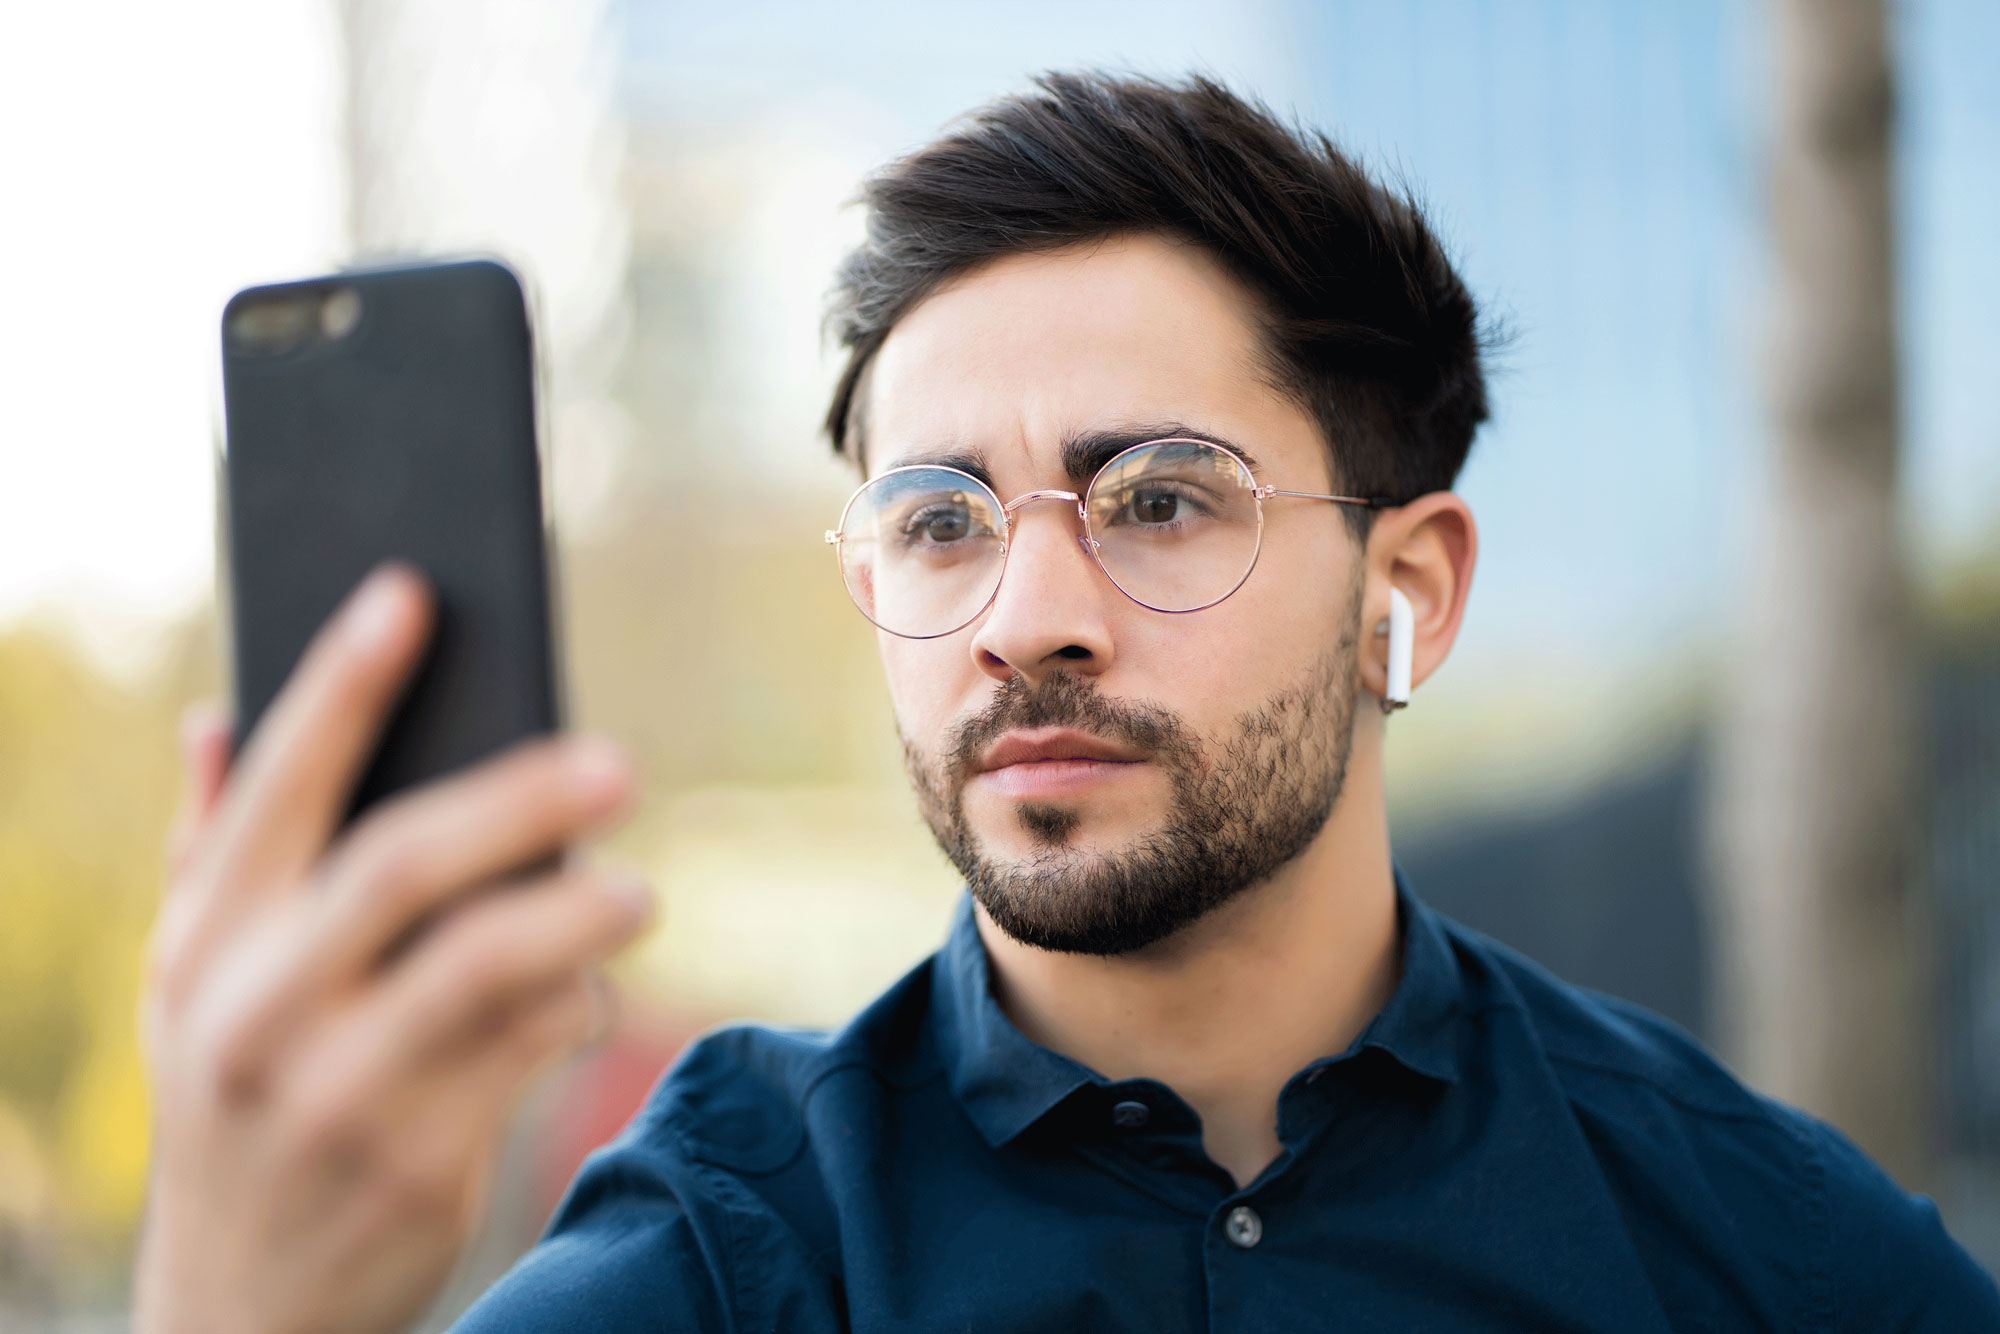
[{"left": 823, "top": 70, "right": 1491, "bottom": 537}]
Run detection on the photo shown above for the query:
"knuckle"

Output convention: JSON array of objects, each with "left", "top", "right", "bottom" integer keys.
[
  {"left": 286, "top": 1085, "right": 370, "bottom": 1167},
  {"left": 172, "top": 986, "right": 270, "bottom": 1108},
  {"left": 208, "top": 1020, "right": 272, "bottom": 1107},
  {"left": 448, "top": 926, "right": 516, "bottom": 995},
  {"left": 421, "top": 915, "right": 507, "bottom": 1001},
  {"left": 342, "top": 824, "right": 430, "bottom": 910},
  {"left": 427, "top": 879, "right": 593, "bottom": 1002}
]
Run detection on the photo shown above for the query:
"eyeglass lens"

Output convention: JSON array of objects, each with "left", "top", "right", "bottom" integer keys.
[{"left": 836, "top": 439, "right": 1262, "bottom": 639}]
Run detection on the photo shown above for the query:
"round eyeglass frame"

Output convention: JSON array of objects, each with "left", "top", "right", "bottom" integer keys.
[{"left": 824, "top": 436, "right": 1399, "bottom": 640}]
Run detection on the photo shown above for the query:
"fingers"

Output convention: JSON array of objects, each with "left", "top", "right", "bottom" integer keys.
[
  {"left": 184, "top": 734, "right": 638, "bottom": 1085},
  {"left": 197, "top": 564, "right": 433, "bottom": 907},
  {"left": 305, "top": 733, "right": 635, "bottom": 985},
  {"left": 317, "top": 867, "right": 650, "bottom": 1092},
  {"left": 151, "top": 702, "right": 245, "bottom": 1019},
  {"left": 165, "top": 701, "right": 235, "bottom": 882}
]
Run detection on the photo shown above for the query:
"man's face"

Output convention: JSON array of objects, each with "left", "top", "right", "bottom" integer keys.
[{"left": 862, "top": 232, "right": 1370, "bottom": 956}]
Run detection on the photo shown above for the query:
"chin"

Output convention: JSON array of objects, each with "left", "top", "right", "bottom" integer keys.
[{"left": 967, "top": 799, "right": 1136, "bottom": 860}]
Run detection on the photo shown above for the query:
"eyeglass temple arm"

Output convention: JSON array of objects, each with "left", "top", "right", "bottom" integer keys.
[{"left": 1253, "top": 486, "right": 1399, "bottom": 508}]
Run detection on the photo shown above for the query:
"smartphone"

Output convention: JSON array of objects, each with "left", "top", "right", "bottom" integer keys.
[{"left": 220, "top": 258, "right": 560, "bottom": 824}]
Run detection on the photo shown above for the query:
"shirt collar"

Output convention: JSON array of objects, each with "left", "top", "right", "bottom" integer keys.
[
  {"left": 933, "top": 859, "right": 1466, "bottom": 1149},
  {"left": 1313, "top": 859, "right": 1466, "bottom": 1087},
  {"left": 934, "top": 892, "right": 1101, "bottom": 1148}
]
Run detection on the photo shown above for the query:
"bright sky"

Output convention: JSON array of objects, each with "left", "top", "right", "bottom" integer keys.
[{"left": 0, "top": 1, "right": 345, "bottom": 664}]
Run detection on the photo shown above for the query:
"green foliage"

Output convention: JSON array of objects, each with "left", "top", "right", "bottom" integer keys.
[{"left": 0, "top": 621, "right": 209, "bottom": 1270}]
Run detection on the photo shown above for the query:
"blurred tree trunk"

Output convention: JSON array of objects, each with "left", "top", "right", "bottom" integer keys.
[{"left": 1706, "top": 0, "right": 1928, "bottom": 1188}]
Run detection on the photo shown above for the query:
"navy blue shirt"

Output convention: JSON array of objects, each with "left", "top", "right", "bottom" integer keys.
[{"left": 455, "top": 864, "right": 2000, "bottom": 1331}]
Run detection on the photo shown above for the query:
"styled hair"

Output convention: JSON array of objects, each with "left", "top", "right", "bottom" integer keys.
[{"left": 823, "top": 70, "right": 1491, "bottom": 538}]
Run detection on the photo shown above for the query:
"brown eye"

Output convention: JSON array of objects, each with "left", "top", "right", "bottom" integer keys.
[
  {"left": 1131, "top": 489, "right": 1181, "bottom": 524},
  {"left": 923, "top": 509, "right": 970, "bottom": 541},
  {"left": 898, "top": 494, "right": 985, "bottom": 548}
]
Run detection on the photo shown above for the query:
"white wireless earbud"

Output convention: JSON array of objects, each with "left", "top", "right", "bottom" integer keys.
[{"left": 1378, "top": 586, "right": 1412, "bottom": 713}]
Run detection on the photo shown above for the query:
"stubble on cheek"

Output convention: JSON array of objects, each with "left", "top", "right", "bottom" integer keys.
[
  {"left": 894, "top": 571, "right": 1366, "bottom": 956},
  {"left": 897, "top": 670, "right": 1194, "bottom": 868}
]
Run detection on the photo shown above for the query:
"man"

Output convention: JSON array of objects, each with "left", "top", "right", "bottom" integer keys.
[{"left": 139, "top": 72, "right": 1997, "bottom": 1331}]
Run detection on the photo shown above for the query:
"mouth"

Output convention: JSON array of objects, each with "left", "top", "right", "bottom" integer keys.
[{"left": 970, "top": 727, "right": 1147, "bottom": 801}]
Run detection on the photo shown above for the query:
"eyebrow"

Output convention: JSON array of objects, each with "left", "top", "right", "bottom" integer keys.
[
  {"left": 882, "top": 422, "right": 1260, "bottom": 492},
  {"left": 880, "top": 448, "right": 997, "bottom": 491},
  {"left": 1060, "top": 423, "right": 1261, "bottom": 482}
]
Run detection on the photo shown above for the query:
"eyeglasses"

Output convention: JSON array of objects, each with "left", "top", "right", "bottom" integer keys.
[{"left": 825, "top": 436, "right": 1396, "bottom": 639}]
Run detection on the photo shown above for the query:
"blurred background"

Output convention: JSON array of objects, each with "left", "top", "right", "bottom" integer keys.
[{"left": 1, "top": 0, "right": 1995, "bottom": 1325}]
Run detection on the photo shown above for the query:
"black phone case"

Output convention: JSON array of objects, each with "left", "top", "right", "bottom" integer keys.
[{"left": 221, "top": 259, "right": 559, "bottom": 823}]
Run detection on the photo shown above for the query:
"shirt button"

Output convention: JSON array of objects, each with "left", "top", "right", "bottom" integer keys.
[
  {"left": 1110, "top": 1099, "right": 1150, "bottom": 1129},
  {"left": 1224, "top": 1205, "right": 1263, "bottom": 1249}
]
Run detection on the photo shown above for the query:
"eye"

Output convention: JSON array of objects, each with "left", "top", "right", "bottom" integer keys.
[
  {"left": 1106, "top": 482, "right": 1213, "bottom": 529},
  {"left": 898, "top": 495, "right": 990, "bottom": 547},
  {"left": 1128, "top": 487, "right": 1183, "bottom": 525},
  {"left": 921, "top": 507, "right": 968, "bottom": 541}
]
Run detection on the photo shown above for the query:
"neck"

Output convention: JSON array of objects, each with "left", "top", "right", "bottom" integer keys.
[{"left": 974, "top": 712, "right": 1401, "bottom": 1189}]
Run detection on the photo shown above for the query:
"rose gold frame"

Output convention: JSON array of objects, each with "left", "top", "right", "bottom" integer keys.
[{"left": 824, "top": 437, "right": 1396, "bottom": 640}]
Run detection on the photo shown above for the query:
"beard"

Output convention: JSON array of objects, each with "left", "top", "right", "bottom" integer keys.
[{"left": 901, "top": 581, "right": 1364, "bottom": 956}]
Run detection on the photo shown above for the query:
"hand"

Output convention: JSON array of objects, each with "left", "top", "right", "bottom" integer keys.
[{"left": 135, "top": 564, "right": 654, "bottom": 1334}]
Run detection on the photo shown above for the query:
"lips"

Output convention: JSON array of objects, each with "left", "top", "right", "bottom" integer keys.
[{"left": 974, "top": 728, "right": 1146, "bottom": 774}]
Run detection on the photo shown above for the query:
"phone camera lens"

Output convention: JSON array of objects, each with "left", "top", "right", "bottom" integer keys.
[{"left": 320, "top": 288, "right": 362, "bottom": 340}]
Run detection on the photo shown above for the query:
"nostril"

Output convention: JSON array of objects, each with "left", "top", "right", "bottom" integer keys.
[{"left": 1055, "top": 645, "right": 1092, "bottom": 660}]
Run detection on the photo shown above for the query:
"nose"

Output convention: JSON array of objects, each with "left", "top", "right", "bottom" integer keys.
[{"left": 967, "top": 495, "right": 1116, "bottom": 688}]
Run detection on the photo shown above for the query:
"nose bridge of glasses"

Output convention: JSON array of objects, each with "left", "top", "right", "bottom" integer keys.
[
  {"left": 1000, "top": 488, "right": 1086, "bottom": 520},
  {"left": 999, "top": 488, "right": 1090, "bottom": 547}
]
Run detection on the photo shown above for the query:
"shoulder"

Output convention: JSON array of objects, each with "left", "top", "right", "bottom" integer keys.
[
  {"left": 452, "top": 953, "right": 944, "bottom": 1331},
  {"left": 1444, "top": 915, "right": 1775, "bottom": 1122},
  {"left": 1797, "top": 1110, "right": 2000, "bottom": 1328},
  {"left": 642, "top": 948, "right": 944, "bottom": 1171},
  {"left": 447, "top": 1090, "right": 732, "bottom": 1332},
  {"left": 1441, "top": 915, "right": 1999, "bottom": 1328}
]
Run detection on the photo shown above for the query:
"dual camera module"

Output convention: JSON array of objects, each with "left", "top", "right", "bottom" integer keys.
[{"left": 226, "top": 285, "right": 363, "bottom": 357}]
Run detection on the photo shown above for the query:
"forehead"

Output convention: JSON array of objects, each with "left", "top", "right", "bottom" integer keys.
[{"left": 862, "top": 233, "right": 1317, "bottom": 482}]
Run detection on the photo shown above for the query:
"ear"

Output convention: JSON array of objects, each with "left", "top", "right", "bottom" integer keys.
[{"left": 1361, "top": 492, "right": 1478, "bottom": 706}]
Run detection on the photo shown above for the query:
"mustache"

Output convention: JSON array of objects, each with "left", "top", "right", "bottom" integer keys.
[{"left": 941, "top": 672, "right": 1195, "bottom": 780}]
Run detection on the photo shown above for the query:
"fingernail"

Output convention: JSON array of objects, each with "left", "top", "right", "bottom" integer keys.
[{"left": 346, "top": 568, "right": 408, "bottom": 650}]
